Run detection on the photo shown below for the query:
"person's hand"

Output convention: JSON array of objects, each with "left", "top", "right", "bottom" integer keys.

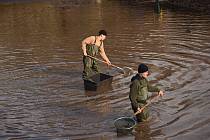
[
  {"left": 137, "top": 107, "right": 142, "bottom": 113},
  {"left": 106, "top": 60, "right": 111, "bottom": 66},
  {"left": 83, "top": 51, "right": 87, "bottom": 56},
  {"left": 158, "top": 90, "right": 164, "bottom": 96}
]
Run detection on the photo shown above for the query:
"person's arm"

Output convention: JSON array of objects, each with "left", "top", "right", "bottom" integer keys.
[
  {"left": 147, "top": 80, "right": 160, "bottom": 92},
  {"left": 147, "top": 80, "right": 164, "bottom": 96},
  {"left": 99, "top": 42, "right": 111, "bottom": 65},
  {"left": 81, "top": 36, "right": 94, "bottom": 56}
]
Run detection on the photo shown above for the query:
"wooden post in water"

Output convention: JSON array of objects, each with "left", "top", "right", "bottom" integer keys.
[{"left": 155, "top": 0, "right": 161, "bottom": 14}]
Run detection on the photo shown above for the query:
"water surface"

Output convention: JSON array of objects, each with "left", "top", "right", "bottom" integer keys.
[{"left": 0, "top": 0, "right": 210, "bottom": 140}]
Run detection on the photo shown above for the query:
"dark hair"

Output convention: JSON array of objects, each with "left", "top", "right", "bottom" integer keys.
[{"left": 98, "top": 30, "right": 107, "bottom": 36}]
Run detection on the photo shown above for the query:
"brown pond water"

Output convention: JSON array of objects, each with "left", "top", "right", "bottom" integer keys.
[{"left": 0, "top": 0, "right": 210, "bottom": 140}]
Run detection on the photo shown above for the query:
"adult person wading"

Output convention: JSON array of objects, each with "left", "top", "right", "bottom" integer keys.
[
  {"left": 82, "top": 30, "right": 111, "bottom": 80},
  {"left": 129, "top": 64, "right": 164, "bottom": 122}
]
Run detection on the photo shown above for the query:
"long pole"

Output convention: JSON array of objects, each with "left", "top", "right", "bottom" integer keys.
[
  {"left": 86, "top": 55, "right": 124, "bottom": 74},
  {"left": 134, "top": 94, "right": 159, "bottom": 116}
]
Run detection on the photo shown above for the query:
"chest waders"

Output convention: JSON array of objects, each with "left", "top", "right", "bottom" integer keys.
[
  {"left": 130, "top": 79, "right": 150, "bottom": 122},
  {"left": 82, "top": 38, "right": 102, "bottom": 80},
  {"left": 136, "top": 86, "right": 150, "bottom": 122},
  {"left": 133, "top": 101, "right": 149, "bottom": 122}
]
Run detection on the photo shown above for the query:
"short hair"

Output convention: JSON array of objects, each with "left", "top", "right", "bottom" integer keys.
[{"left": 98, "top": 30, "right": 107, "bottom": 36}]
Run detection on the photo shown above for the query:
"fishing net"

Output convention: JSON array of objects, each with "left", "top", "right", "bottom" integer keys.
[{"left": 114, "top": 117, "right": 136, "bottom": 134}]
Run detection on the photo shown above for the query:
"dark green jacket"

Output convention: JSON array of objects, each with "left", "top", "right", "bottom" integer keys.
[{"left": 129, "top": 74, "right": 160, "bottom": 109}]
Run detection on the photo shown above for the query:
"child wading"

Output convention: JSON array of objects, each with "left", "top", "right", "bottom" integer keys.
[{"left": 129, "top": 64, "right": 164, "bottom": 122}]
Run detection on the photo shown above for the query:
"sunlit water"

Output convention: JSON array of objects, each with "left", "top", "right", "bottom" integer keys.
[{"left": 0, "top": 0, "right": 210, "bottom": 140}]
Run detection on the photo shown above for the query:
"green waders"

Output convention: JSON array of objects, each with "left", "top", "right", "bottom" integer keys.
[
  {"left": 82, "top": 43, "right": 101, "bottom": 80},
  {"left": 133, "top": 102, "right": 149, "bottom": 122}
]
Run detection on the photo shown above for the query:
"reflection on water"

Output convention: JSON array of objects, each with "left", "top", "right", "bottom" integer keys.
[{"left": 0, "top": 0, "right": 210, "bottom": 139}]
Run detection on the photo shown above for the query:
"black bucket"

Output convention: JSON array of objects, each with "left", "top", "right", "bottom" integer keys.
[
  {"left": 114, "top": 117, "right": 136, "bottom": 134},
  {"left": 84, "top": 73, "right": 113, "bottom": 91}
]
